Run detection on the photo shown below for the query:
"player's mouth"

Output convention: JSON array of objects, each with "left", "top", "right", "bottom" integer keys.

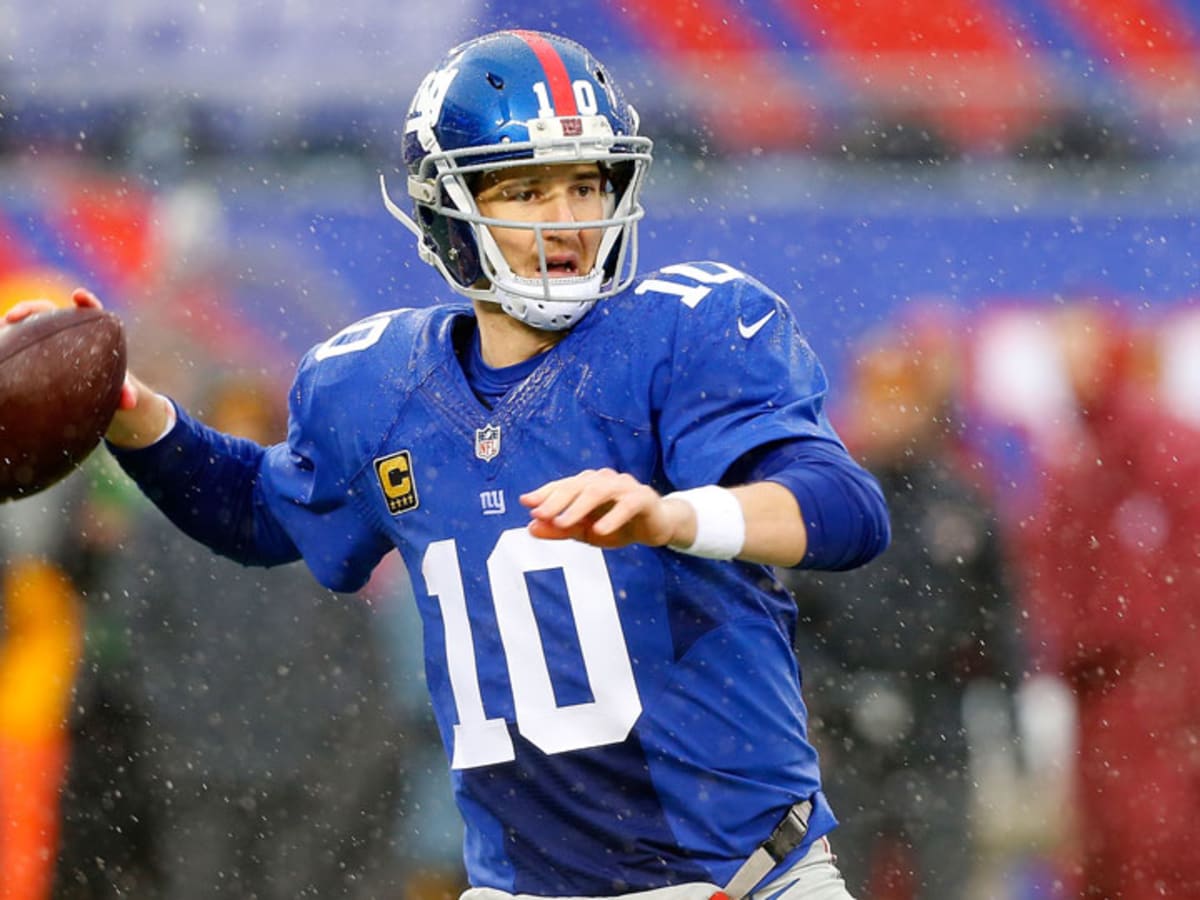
[{"left": 543, "top": 255, "right": 581, "bottom": 276}]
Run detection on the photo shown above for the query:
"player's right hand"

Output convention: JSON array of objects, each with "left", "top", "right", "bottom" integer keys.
[
  {"left": 5, "top": 288, "right": 138, "bottom": 410},
  {"left": 5, "top": 289, "right": 174, "bottom": 448}
]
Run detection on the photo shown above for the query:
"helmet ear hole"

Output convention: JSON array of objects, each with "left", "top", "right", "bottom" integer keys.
[
  {"left": 447, "top": 218, "right": 482, "bottom": 285},
  {"left": 418, "top": 198, "right": 484, "bottom": 290}
]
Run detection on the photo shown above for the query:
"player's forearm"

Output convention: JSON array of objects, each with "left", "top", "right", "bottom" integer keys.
[
  {"left": 107, "top": 402, "right": 301, "bottom": 567},
  {"left": 731, "top": 481, "right": 809, "bottom": 567},
  {"left": 663, "top": 481, "right": 807, "bottom": 567}
]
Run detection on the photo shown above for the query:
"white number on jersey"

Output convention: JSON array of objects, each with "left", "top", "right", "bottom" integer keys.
[
  {"left": 313, "top": 311, "right": 402, "bottom": 361},
  {"left": 634, "top": 262, "right": 745, "bottom": 308},
  {"left": 423, "top": 530, "right": 642, "bottom": 769}
]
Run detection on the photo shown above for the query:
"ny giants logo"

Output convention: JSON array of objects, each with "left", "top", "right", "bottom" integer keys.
[{"left": 480, "top": 489, "right": 506, "bottom": 516}]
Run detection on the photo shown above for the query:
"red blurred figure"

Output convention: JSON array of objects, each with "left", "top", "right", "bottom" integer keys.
[{"left": 1021, "top": 304, "right": 1200, "bottom": 899}]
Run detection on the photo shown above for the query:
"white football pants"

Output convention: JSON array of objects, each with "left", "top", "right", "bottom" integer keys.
[{"left": 460, "top": 837, "right": 855, "bottom": 900}]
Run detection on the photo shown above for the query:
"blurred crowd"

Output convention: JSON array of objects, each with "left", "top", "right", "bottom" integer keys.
[{"left": 783, "top": 300, "right": 1200, "bottom": 899}]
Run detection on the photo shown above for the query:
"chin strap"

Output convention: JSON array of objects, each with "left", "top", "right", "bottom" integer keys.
[
  {"left": 490, "top": 271, "right": 601, "bottom": 331},
  {"left": 484, "top": 271, "right": 597, "bottom": 336}
]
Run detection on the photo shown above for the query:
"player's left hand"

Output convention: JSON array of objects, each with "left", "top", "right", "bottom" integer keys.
[{"left": 520, "top": 468, "right": 691, "bottom": 550}]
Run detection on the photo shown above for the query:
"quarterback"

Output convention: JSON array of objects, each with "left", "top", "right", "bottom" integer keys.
[{"left": 11, "top": 30, "right": 889, "bottom": 900}]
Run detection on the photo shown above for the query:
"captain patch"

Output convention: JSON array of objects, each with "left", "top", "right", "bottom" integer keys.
[{"left": 375, "top": 450, "right": 419, "bottom": 515}]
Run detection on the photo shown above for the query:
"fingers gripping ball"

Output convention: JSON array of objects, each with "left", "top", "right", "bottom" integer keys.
[{"left": 0, "top": 306, "right": 126, "bottom": 500}]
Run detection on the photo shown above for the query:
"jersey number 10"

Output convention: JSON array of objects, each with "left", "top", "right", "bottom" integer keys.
[{"left": 424, "top": 529, "right": 642, "bottom": 770}]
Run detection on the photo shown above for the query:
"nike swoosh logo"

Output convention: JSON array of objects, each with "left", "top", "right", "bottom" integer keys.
[{"left": 737, "top": 309, "right": 776, "bottom": 339}]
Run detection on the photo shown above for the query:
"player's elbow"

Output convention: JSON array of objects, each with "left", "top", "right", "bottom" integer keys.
[
  {"left": 842, "top": 479, "right": 891, "bottom": 569},
  {"left": 827, "top": 471, "right": 890, "bottom": 570},
  {"left": 791, "top": 465, "right": 891, "bottom": 572}
]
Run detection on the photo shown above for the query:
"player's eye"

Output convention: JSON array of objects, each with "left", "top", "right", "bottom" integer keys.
[{"left": 573, "top": 180, "right": 602, "bottom": 198}]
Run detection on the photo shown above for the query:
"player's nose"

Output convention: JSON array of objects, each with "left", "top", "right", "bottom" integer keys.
[{"left": 544, "top": 189, "right": 579, "bottom": 227}]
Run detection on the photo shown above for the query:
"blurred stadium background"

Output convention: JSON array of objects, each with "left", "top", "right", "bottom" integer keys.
[{"left": 3, "top": 1, "right": 1200, "bottom": 898}]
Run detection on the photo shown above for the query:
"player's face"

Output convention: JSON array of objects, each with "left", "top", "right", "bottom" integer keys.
[{"left": 473, "top": 163, "right": 607, "bottom": 279}]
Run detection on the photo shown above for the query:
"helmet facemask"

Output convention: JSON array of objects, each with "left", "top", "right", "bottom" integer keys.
[{"left": 383, "top": 121, "right": 651, "bottom": 330}]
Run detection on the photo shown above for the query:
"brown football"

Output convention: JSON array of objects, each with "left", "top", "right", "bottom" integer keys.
[{"left": 0, "top": 306, "right": 127, "bottom": 501}]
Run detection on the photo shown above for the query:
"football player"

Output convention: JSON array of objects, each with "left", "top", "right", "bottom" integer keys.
[{"left": 10, "top": 29, "right": 889, "bottom": 900}]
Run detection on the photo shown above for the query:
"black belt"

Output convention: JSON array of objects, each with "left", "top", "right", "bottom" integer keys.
[{"left": 720, "top": 800, "right": 813, "bottom": 900}]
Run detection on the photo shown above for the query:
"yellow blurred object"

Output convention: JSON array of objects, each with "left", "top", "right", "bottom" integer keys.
[
  {"left": 0, "top": 269, "right": 75, "bottom": 317},
  {"left": 0, "top": 557, "right": 82, "bottom": 900},
  {"left": 0, "top": 558, "right": 81, "bottom": 741}
]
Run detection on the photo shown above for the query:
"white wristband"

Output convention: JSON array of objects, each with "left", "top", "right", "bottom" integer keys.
[{"left": 665, "top": 485, "right": 746, "bottom": 560}]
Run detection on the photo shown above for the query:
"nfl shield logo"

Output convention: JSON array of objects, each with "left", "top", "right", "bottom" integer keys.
[{"left": 475, "top": 423, "right": 501, "bottom": 461}]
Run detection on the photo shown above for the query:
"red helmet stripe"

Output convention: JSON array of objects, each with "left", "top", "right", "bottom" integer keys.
[{"left": 511, "top": 30, "right": 579, "bottom": 115}]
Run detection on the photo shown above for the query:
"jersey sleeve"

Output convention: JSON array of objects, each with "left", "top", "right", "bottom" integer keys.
[
  {"left": 255, "top": 343, "right": 397, "bottom": 592},
  {"left": 108, "top": 402, "right": 302, "bottom": 567},
  {"left": 111, "top": 316, "right": 406, "bottom": 594},
  {"left": 650, "top": 262, "right": 847, "bottom": 488}
]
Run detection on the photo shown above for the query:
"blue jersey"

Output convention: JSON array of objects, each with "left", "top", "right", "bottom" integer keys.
[{"left": 120, "top": 262, "right": 866, "bottom": 895}]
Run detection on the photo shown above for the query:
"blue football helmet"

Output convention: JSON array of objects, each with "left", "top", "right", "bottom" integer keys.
[{"left": 381, "top": 30, "right": 653, "bottom": 330}]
